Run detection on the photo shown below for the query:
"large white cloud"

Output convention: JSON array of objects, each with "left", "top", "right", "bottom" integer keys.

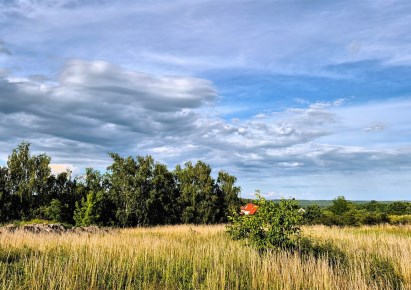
[
  {"left": 1, "top": 60, "right": 411, "bottom": 184},
  {"left": 0, "top": 60, "right": 216, "bottom": 164},
  {"left": 1, "top": 59, "right": 411, "bottom": 200},
  {"left": 1, "top": 1, "right": 411, "bottom": 199}
]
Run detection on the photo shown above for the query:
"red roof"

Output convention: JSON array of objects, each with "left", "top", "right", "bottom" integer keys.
[{"left": 240, "top": 203, "right": 259, "bottom": 215}]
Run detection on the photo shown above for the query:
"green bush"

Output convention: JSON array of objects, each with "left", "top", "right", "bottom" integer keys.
[
  {"left": 302, "top": 205, "right": 322, "bottom": 225},
  {"left": 0, "top": 246, "right": 37, "bottom": 264},
  {"left": 298, "top": 237, "right": 348, "bottom": 269},
  {"left": 44, "top": 199, "right": 64, "bottom": 222},
  {"left": 227, "top": 194, "right": 302, "bottom": 251},
  {"left": 388, "top": 215, "right": 411, "bottom": 225},
  {"left": 360, "top": 211, "right": 389, "bottom": 225},
  {"left": 368, "top": 255, "right": 403, "bottom": 290},
  {"left": 315, "top": 208, "right": 389, "bottom": 227}
]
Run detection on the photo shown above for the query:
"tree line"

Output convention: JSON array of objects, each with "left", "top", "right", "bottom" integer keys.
[
  {"left": 302, "top": 196, "right": 411, "bottom": 226},
  {"left": 0, "top": 142, "right": 241, "bottom": 226}
]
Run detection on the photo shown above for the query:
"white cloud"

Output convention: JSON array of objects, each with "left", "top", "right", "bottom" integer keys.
[
  {"left": 1, "top": 59, "right": 411, "bottom": 199},
  {"left": 0, "top": 1, "right": 410, "bottom": 200},
  {"left": 0, "top": 60, "right": 217, "bottom": 166}
]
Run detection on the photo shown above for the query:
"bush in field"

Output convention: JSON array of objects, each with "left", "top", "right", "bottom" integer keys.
[
  {"left": 227, "top": 194, "right": 302, "bottom": 251},
  {"left": 389, "top": 214, "right": 411, "bottom": 225},
  {"left": 360, "top": 211, "right": 389, "bottom": 225},
  {"left": 368, "top": 255, "right": 403, "bottom": 290},
  {"left": 306, "top": 197, "right": 391, "bottom": 227},
  {"left": 298, "top": 237, "right": 348, "bottom": 269},
  {"left": 302, "top": 204, "right": 322, "bottom": 225}
]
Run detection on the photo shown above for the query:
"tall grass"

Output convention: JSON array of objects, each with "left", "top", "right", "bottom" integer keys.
[{"left": 0, "top": 224, "right": 410, "bottom": 289}]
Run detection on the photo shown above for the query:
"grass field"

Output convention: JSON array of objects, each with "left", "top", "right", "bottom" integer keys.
[{"left": 0, "top": 224, "right": 410, "bottom": 289}]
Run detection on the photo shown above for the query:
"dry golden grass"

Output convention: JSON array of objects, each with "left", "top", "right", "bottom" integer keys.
[
  {"left": 0, "top": 224, "right": 410, "bottom": 289},
  {"left": 304, "top": 224, "right": 411, "bottom": 289}
]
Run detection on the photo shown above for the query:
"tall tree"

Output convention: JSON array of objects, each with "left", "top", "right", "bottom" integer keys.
[
  {"left": 73, "top": 168, "right": 113, "bottom": 226},
  {"left": 175, "top": 161, "right": 220, "bottom": 224},
  {"left": 135, "top": 155, "right": 155, "bottom": 225},
  {"left": 328, "top": 196, "right": 353, "bottom": 215},
  {"left": 0, "top": 166, "right": 10, "bottom": 222},
  {"left": 107, "top": 153, "right": 139, "bottom": 227},
  {"left": 147, "top": 162, "right": 179, "bottom": 225},
  {"left": 74, "top": 190, "right": 104, "bottom": 226},
  {"left": 216, "top": 170, "right": 241, "bottom": 221},
  {"left": 6, "top": 142, "right": 51, "bottom": 219}
]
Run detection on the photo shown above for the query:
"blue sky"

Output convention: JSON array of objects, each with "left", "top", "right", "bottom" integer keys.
[{"left": 1, "top": 0, "right": 411, "bottom": 200}]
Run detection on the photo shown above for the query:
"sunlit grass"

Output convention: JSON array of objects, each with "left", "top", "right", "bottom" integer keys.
[{"left": 0, "top": 224, "right": 410, "bottom": 289}]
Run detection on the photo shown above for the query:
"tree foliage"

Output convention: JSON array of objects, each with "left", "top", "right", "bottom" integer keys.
[
  {"left": 302, "top": 197, "right": 396, "bottom": 226},
  {"left": 2, "top": 142, "right": 410, "bottom": 228},
  {"left": 0, "top": 142, "right": 241, "bottom": 227},
  {"left": 175, "top": 161, "right": 222, "bottom": 224},
  {"left": 227, "top": 194, "right": 303, "bottom": 251}
]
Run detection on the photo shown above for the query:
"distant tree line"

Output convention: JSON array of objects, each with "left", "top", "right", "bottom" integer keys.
[
  {"left": 302, "top": 196, "right": 411, "bottom": 226},
  {"left": 0, "top": 142, "right": 241, "bottom": 226}
]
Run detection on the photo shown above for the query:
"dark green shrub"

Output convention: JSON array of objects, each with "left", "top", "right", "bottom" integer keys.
[
  {"left": 302, "top": 205, "right": 322, "bottom": 225},
  {"left": 0, "top": 246, "right": 36, "bottom": 264},
  {"left": 44, "top": 199, "right": 64, "bottom": 222},
  {"left": 361, "top": 212, "right": 389, "bottom": 225},
  {"left": 298, "top": 237, "right": 348, "bottom": 270},
  {"left": 319, "top": 210, "right": 341, "bottom": 226},
  {"left": 368, "top": 255, "right": 403, "bottom": 290},
  {"left": 340, "top": 209, "right": 361, "bottom": 226},
  {"left": 319, "top": 208, "right": 389, "bottom": 227}
]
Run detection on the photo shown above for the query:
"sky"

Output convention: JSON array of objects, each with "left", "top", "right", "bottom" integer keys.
[{"left": 1, "top": 0, "right": 411, "bottom": 200}]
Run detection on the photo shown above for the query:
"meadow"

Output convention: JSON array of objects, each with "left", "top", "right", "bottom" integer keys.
[{"left": 0, "top": 224, "right": 410, "bottom": 290}]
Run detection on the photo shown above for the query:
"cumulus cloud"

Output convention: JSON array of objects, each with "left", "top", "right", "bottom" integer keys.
[
  {"left": 1, "top": 1, "right": 411, "bottom": 199},
  {"left": 0, "top": 60, "right": 216, "bottom": 165},
  {"left": 1, "top": 60, "right": 411, "bottom": 187}
]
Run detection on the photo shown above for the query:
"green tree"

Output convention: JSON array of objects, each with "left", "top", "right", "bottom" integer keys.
[
  {"left": 134, "top": 155, "right": 155, "bottom": 225},
  {"left": 73, "top": 190, "right": 103, "bottom": 226},
  {"left": 303, "top": 204, "right": 323, "bottom": 224},
  {"left": 6, "top": 142, "right": 51, "bottom": 219},
  {"left": 216, "top": 170, "right": 241, "bottom": 221},
  {"left": 387, "top": 201, "right": 410, "bottom": 215},
  {"left": 0, "top": 166, "right": 11, "bottom": 222},
  {"left": 73, "top": 168, "right": 113, "bottom": 226},
  {"left": 328, "top": 196, "right": 353, "bottom": 215},
  {"left": 52, "top": 172, "right": 77, "bottom": 223},
  {"left": 175, "top": 161, "right": 220, "bottom": 224},
  {"left": 44, "top": 199, "right": 64, "bottom": 222},
  {"left": 364, "top": 200, "right": 380, "bottom": 212},
  {"left": 107, "top": 153, "right": 143, "bottom": 226},
  {"left": 146, "top": 163, "right": 179, "bottom": 225}
]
